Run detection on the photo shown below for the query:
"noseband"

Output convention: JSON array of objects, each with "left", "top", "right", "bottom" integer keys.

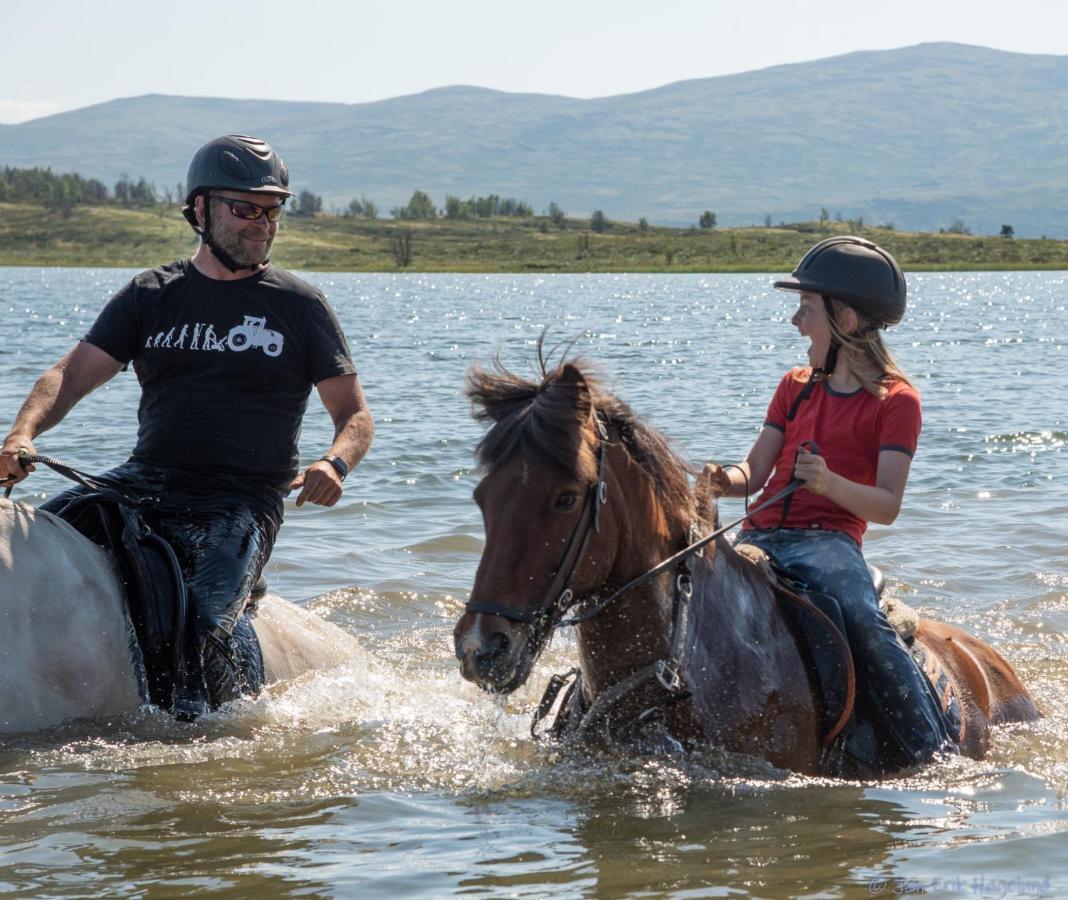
[
  {"left": 464, "top": 417, "right": 610, "bottom": 640},
  {"left": 463, "top": 415, "right": 841, "bottom": 745},
  {"left": 464, "top": 415, "right": 810, "bottom": 643}
]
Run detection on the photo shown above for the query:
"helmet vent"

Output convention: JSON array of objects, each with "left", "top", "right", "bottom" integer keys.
[
  {"left": 219, "top": 150, "right": 251, "bottom": 180},
  {"left": 186, "top": 135, "right": 294, "bottom": 211},
  {"left": 233, "top": 135, "right": 272, "bottom": 160}
]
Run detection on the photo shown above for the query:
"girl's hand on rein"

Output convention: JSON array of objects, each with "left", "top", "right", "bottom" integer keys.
[{"left": 794, "top": 448, "right": 830, "bottom": 495}]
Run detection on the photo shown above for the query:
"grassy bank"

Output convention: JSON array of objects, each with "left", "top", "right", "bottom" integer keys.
[{"left": 2, "top": 202, "right": 1066, "bottom": 272}]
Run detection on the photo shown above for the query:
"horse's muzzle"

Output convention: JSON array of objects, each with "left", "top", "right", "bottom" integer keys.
[{"left": 455, "top": 619, "right": 532, "bottom": 693}]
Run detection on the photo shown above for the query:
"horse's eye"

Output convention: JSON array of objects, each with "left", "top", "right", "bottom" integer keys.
[{"left": 554, "top": 491, "right": 579, "bottom": 511}]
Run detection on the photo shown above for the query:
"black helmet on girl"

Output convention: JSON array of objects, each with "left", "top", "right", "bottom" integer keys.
[{"left": 774, "top": 236, "right": 906, "bottom": 327}]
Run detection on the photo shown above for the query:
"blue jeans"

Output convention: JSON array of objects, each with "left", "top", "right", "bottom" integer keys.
[
  {"left": 738, "top": 528, "right": 957, "bottom": 766},
  {"left": 41, "top": 460, "right": 279, "bottom": 712}
]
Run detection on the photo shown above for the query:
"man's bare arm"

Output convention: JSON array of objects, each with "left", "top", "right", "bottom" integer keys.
[
  {"left": 1, "top": 342, "right": 123, "bottom": 483},
  {"left": 289, "top": 374, "right": 374, "bottom": 508}
]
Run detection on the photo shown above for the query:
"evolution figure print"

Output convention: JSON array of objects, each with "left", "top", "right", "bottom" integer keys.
[{"left": 144, "top": 315, "right": 284, "bottom": 356}]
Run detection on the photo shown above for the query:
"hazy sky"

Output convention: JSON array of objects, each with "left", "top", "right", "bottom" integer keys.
[{"left": 3, "top": 0, "right": 1064, "bottom": 123}]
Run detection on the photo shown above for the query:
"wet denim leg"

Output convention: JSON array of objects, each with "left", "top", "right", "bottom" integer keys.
[
  {"left": 150, "top": 497, "right": 278, "bottom": 711},
  {"left": 40, "top": 466, "right": 275, "bottom": 715},
  {"left": 739, "top": 528, "right": 957, "bottom": 766}
]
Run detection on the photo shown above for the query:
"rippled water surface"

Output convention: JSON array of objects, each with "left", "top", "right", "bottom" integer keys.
[{"left": 1, "top": 268, "right": 1066, "bottom": 897}]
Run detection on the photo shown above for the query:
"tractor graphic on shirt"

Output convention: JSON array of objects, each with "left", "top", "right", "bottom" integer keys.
[{"left": 227, "top": 315, "right": 283, "bottom": 357}]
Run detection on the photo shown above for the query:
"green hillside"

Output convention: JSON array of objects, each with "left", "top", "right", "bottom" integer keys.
[
  {"left": 2, "top": 202, "right": 1065, "bottom": 272},
  {"left": 3, "top": 44, "right": 1066, "bottom": 237}
]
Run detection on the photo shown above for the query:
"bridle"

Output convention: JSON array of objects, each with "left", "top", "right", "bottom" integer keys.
[
  {"left": 464, "top": 416, "right": 611, "bottom": 650},
  {"left": 463, "top": 420, "right": 851, "bottom": 748},
  {"left": 463, "top": 416, "right": 806, "bottom": 639}
]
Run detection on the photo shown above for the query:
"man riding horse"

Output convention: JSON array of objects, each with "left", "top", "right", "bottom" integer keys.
[{"left": 0, "top": 135, "right": 373, "bottom": 719}]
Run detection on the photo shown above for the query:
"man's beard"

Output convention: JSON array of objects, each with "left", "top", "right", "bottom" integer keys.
[{"left": 211, "top": 221, "right": 274, "bottom": 268}]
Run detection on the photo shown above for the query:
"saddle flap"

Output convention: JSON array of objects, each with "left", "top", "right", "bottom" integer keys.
[
  {"left": 50, "top": 493, "right": 187, "bottom": 710},
  {"left": 775, "top": 586, "right": 856, "bottom": 744},
  {"left": 735, "top": 542, "right": 854, "bottom": 742}
]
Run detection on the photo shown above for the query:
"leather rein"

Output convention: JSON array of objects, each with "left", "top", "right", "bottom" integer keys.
[
  {"left": 3, "top": 451, "right": 155, "bottom": 506},
  {"left": 463, "top": 417, "right": 805, "bottom": 636},
  {"left": 465, "top": 420, "right": 857, "bottom": 748}
]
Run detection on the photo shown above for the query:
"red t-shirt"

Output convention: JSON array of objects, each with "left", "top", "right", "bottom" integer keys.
[{"left": 745, "top": 368, "right": 921, "bottom": 545}]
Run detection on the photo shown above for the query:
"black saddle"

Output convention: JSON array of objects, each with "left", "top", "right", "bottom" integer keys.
[
  {"left": 50, "top": 491, "right": 265, "bottom": 717},
  {"left": 767, "top": 558, "right": 958, "bottom": 775}
]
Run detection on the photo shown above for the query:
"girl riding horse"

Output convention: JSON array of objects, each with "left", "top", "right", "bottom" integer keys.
[
  {"left": 454, "top": 350, "right": 1038, "bottom": 775},
  {"left": 725, "top": 236, "right": 956, "bottom": 766}
]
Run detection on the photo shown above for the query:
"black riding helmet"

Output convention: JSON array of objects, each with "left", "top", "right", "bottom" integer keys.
[
  {"left": 181, "top": 135, "right": 292, "bottom": 272},
  {"left": 775, "top": 237, "right": 906, "bottom": 422},
  {"left": 181, "top": 134, "right": 292, "bottom": 223},
  {"left": 774, "top": 236, "right": 906, "bottom": 327}
]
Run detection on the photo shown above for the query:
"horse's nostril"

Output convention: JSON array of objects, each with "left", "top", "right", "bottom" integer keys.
[{"left": 476, "top": 631, "right": 509, "bottom": 664}]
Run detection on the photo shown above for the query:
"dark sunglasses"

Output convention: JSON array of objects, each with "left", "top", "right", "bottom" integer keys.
[{"left": 212, "top": 196, "right": 285, "bottom": 222}]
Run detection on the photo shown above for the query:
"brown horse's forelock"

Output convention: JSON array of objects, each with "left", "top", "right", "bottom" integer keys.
[
  {"left": 466, "top": 362, "right": 696, "bottom": 523},
  {"left": 467, "top": 362, "right": 597, "bottom": 482}
]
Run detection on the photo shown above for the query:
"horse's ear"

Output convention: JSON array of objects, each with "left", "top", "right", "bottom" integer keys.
[
  {"left": 558, "top": 363, "right": 586, "bottom": 389},
  {"left": 696, "top": 462, "right": 731, "bottom": 520},
  {"left": 550, "top": 364, "right": 593, "bottom": 419}
]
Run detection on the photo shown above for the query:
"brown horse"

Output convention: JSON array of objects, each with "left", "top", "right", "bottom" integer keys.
[{"left": 452, "top": 358, "right": 1039, "bottom": 776}]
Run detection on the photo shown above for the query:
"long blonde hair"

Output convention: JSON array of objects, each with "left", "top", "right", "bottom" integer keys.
[{"left": 825, "top": 297, "right": 913, "bottom": 397}]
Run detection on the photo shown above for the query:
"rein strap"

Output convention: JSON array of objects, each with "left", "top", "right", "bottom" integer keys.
[
  {"left": 561, "top": 475, "right": 805, "bottom": 627},
  {"left": 4, "top": 452, "right": 156, "bottom": 506}
]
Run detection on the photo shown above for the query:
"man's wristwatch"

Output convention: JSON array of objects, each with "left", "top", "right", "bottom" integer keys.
[{"left": 320, "top": 455, "right": 349, "bottom": 481}]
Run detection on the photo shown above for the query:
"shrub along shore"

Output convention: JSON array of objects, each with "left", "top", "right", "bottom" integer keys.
[{"left": 2, "top": 202, "right": 1066, "bottom": 272}]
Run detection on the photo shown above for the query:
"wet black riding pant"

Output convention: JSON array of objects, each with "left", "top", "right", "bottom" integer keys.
[{"left": 41, "top": 460, "right": 281, "bottom": 713}]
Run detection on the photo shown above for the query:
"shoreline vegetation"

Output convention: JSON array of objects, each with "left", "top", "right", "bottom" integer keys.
[{"left": 2, "top": 201, "right": 1066, "bottom": 273}]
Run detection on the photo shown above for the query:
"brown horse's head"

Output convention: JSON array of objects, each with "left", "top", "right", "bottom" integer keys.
[{"left": 453, "top": 354, "right": 696, "bottom": 693}]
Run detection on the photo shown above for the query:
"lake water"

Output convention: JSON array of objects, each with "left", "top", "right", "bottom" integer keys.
[{"left": 1, "top": 267, "right": 1066, "bottom": 898}]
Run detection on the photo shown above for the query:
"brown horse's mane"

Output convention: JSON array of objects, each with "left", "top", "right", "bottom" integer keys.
[{"left": 466, "top": 352, "right": 696, "bottom": 525}]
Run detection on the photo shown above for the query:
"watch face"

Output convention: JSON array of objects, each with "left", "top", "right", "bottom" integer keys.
[{"left": 323, "top": 455, "right": 348, "bottom": 479}]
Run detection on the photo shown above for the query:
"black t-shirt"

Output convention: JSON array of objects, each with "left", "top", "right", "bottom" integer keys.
[{"left": 85, "top": 259, "right": 355, "bottom": 491}]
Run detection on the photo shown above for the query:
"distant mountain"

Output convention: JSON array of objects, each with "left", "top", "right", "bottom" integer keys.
[{"left": 2, "top": 43, "right": 1065, "bottom": 236}]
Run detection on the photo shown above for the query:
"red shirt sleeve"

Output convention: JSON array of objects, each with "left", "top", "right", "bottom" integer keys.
[
  {"left": 764, "top": 369, "right": 807, "bottom": 432},
  {"left": 877, "top": 382, "right": 922, "bottom": 458}
]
